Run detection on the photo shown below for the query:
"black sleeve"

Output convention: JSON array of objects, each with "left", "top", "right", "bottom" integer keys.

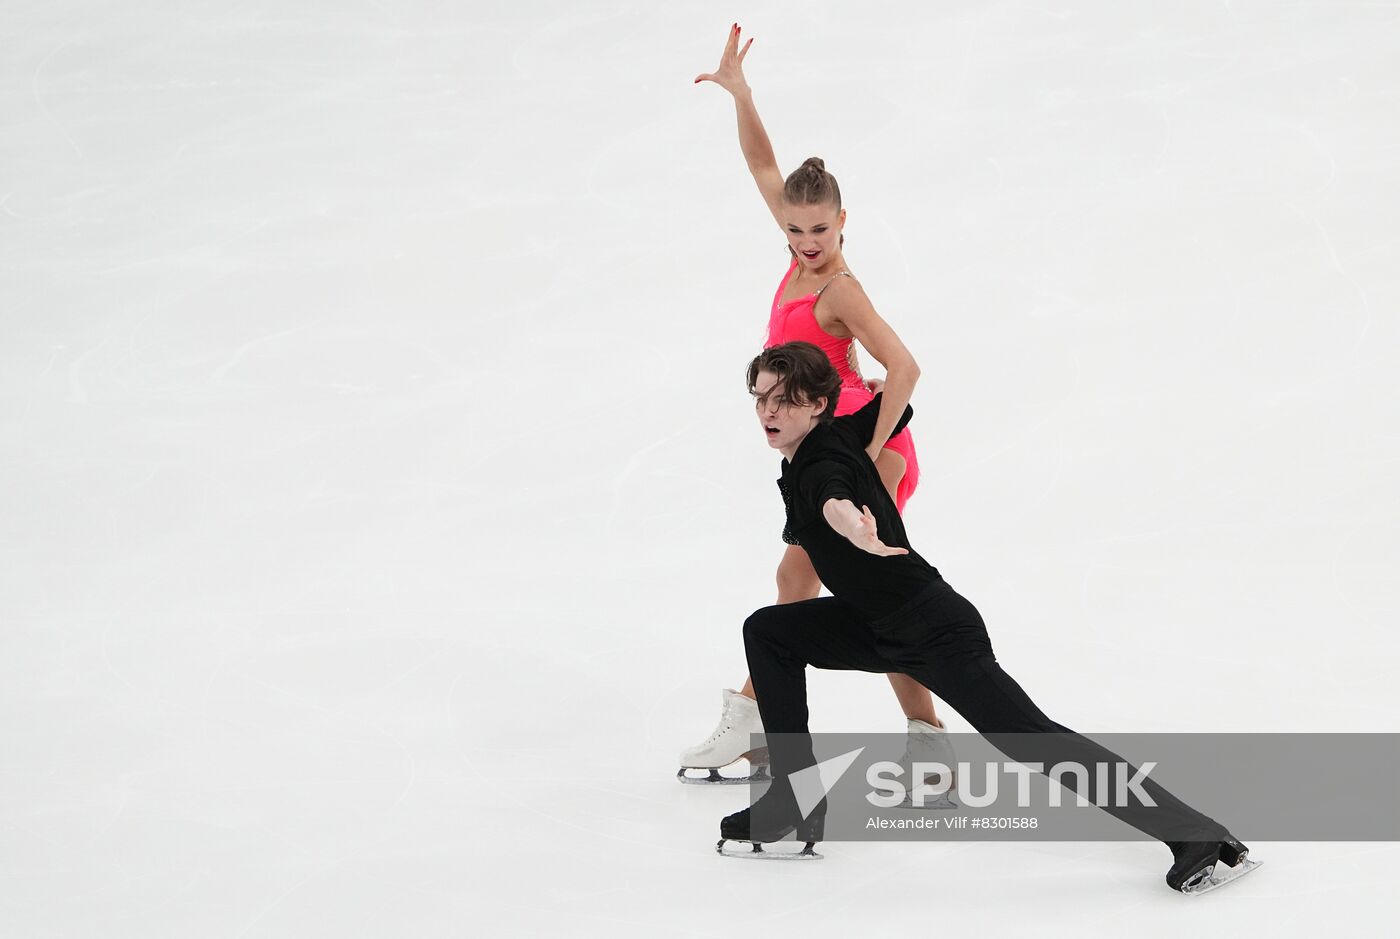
[
  {"left": 796, "top": 458, "right": 859, "bottom": 512},
  {"left": 838, "top": 393, "right": 914, "bottom": 447}
]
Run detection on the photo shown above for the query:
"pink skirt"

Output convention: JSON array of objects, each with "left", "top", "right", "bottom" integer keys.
[{"left": 833, "top": 384, "right": 920, "bottom": 513}]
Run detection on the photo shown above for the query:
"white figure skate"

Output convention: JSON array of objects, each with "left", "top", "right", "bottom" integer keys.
[
  {"left": 677, "top": 688, "right": 770, "bottom": 785},
  {"left": 897, "top": 718, "right": 958, "bottom": 810}
]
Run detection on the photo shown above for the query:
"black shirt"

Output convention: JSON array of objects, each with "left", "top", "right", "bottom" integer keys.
[{"left": 777, "top": 394, "right": 940, "bottom": 620}]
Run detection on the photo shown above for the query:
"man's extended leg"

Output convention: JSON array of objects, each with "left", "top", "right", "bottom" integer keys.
[{"left": 882, "top": 580, "right": 1228, "bottom": 842}]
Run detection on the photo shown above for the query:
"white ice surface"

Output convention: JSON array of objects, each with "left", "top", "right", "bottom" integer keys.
[{"left": 3, "top": 1, "right": 1398, "bottom": 936}]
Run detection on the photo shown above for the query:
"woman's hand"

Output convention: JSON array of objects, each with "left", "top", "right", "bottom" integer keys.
[
  {"left": 864, "top": 378, "right": 889, "bottom": 461},
  {"left": 694, "top": 23, "right": 753, "bottom": 97}
]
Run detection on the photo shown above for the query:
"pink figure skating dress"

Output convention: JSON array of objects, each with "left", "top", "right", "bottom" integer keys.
[{"left": 764, "top": 258, "right": 920, "bottom": 512}]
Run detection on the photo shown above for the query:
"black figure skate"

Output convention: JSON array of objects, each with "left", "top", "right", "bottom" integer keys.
[
  {"left": 716, "top": 793, "right": 825, "bottom": 861},
  {"left": 1167, "top": 836, "right": 1260, "bottom": 895}
]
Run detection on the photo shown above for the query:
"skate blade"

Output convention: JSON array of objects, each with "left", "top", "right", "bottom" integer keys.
[
  {"left": 1181, "top": 857, "right": 1262, "bottom": 896},
  {"left": 716, "top": 838, "right": 822, "bottom": 860},
  {"left": 677, "top": 766, "right": 772, "bottom": 786},
  {"left": 895, "top": 793, "right": 958, "bottom": 811}
]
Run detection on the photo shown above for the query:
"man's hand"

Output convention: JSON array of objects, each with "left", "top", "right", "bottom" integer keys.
[
  {"left": 823, "top": 499, "right": 909, "bottom": 556},
  {"left": 850, "top": 505, "right": 908, "bottom": 556}
]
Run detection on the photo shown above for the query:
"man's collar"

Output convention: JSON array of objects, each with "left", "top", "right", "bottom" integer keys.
[{"left": 781, "top": 421, "right": 829, "bottom": 472}]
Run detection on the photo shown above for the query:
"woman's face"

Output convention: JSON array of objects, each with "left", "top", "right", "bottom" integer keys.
[{"left": 782, "top": 201, "right": 845, "bottom": 270}]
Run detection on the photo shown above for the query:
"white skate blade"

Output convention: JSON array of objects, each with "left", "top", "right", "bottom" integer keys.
[
  {"left": 676, "top": 765, "right": 772, "bottom": 786},
  {"left": 896, "top": 792, "right": 958, "bottom": 811},
  {"left": 716, "top": 838, "right": 822, "bottom": 860},
  {"left": 1181, "top": 857, "right": 1262, "bottom": 896}
]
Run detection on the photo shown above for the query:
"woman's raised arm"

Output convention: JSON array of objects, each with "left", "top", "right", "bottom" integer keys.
[{"left": 695, "top": 24, "right": 786, "bottom": 227}]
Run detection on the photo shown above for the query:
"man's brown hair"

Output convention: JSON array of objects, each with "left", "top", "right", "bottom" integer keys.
[{"left": 746, "top": 341, "right": 841, "bottom": 424}]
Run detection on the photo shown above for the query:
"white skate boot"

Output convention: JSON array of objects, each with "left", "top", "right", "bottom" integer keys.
[
  {"left": 676, "top": 689, "right": 770, "bottom": 785},
  {"left": 898, "top": 718, "right": 958, "bottom": 809}
]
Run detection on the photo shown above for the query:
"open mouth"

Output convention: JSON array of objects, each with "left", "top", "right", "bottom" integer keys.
[
  {"left": 801, "top": 250, "right": 820, "bottom": 261},
  {"left": 765, "top": 425, "right": 780, "bottom": 437}
]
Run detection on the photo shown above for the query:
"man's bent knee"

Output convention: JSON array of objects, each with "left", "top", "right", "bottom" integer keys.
[
  {"left": 743, "top": 605, "right": 788, "bottom": 644},
  {"left": 743, "top": 606, "right": 775, "bottom": 637}
]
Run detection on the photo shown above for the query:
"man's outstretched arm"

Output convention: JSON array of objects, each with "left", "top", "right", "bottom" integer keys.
[{"left": 821, "top": 499, "right": 909, "bottom": 557}]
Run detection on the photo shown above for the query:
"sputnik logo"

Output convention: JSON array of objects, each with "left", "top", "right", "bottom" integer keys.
[{"left": 786, "top": 747, "right": 866, "bottom": 819}]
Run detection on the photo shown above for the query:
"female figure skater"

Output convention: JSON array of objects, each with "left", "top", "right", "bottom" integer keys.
[{"left": 679, "top": 24, "right": 949, "bottom": 785}]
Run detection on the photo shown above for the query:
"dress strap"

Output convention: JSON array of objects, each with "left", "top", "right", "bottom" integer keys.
[{"left": 814, "top": 270, "right": 853, "bottom": 297}]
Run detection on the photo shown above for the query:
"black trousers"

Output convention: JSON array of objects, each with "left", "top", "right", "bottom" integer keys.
[{"left": 743, "top": 577, "right": 1227, "bottom": 843}]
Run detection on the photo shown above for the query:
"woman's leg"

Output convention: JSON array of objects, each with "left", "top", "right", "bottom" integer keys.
[
  {"left": 874, "top": 447, "right": 907, "bottom": 504},
  {"left": 775, "top": 543, "right": 823, "bottom": 604},
  {"left": 872, "top": 448, "right": 941, "bottom": 725}
]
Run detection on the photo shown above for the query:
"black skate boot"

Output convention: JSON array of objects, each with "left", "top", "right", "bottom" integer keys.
[
  {"left": 716, "top": 793, "right": 825, "bottom": 860},
  {"left": 1218, "top": 836, "right": 1249, "bottom": 867},
  {"left": 1166, "top": 836, "right": 1259, "bottom": 895}
]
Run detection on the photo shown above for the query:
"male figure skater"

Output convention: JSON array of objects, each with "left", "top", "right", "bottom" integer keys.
[{"left": 721, "top": 341, "right": 1258, "bottom": 893}]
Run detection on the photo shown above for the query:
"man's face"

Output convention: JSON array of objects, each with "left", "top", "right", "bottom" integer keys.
[{"left": 753, "top": 369, "right": 825, "bottom": 455}]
